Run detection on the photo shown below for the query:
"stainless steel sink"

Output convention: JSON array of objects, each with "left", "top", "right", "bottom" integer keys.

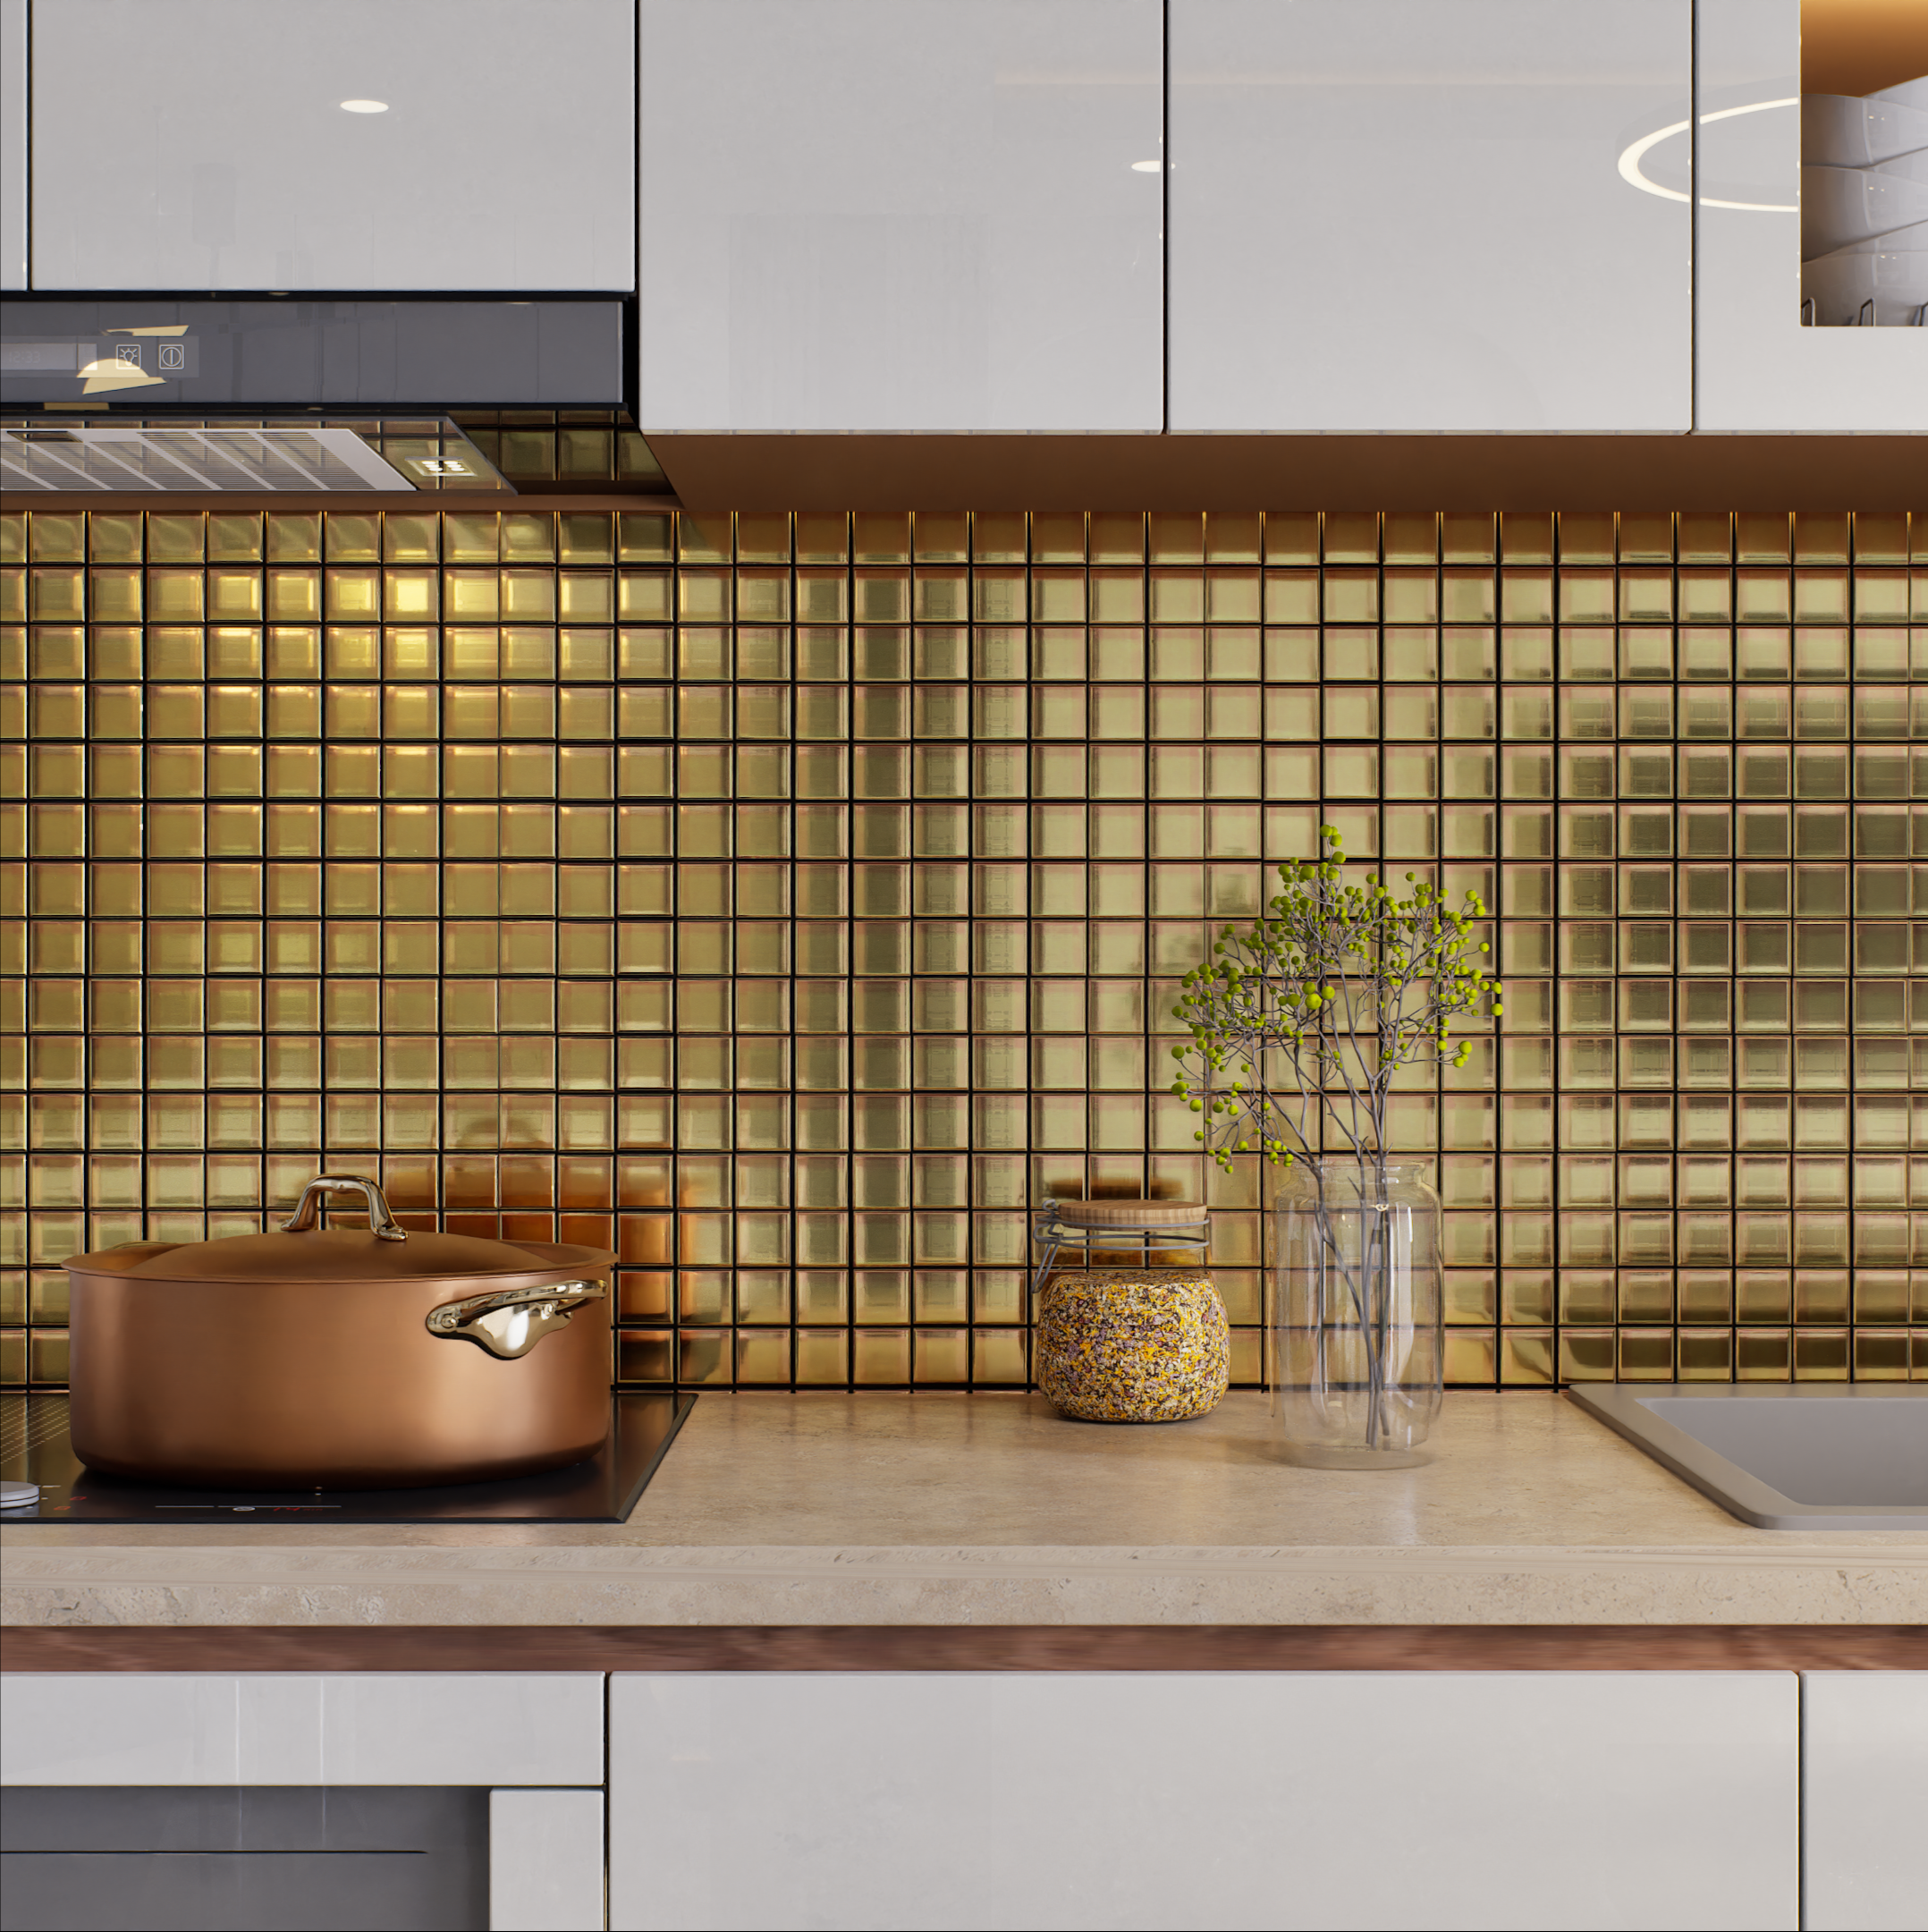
[{"left": 1566, "top": 1385, "right": 1928, "bottom": 1530}]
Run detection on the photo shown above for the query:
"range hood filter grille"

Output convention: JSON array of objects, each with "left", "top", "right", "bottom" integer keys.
[{"left": 1, "top": 423, "right": 420, "bottom": 492}]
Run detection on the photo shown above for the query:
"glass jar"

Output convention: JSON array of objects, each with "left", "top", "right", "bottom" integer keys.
[{"left": 1271, "top": 1159, "right": 1443, "bottom": 1467}]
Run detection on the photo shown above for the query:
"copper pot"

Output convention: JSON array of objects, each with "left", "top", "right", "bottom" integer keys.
[{"left": 64, "top": 1175, "right": 614, "bottom": 1489}]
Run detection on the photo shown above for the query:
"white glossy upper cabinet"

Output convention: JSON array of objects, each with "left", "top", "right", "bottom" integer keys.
[
  {"left": 30, "top": 0, "right": 634, "bottom": 291},
  {"left": 1169, "top": 1, "right": 1692, "bottom": 432},
  {"left": 638, "top": 1, "right": 1163, "bottom": 433},
  {"left": 1, "top": 0, "right": 24, "bottom": 288},
  {"left": 1698, "top": 0, "right": 1926, "bottom": 431}
]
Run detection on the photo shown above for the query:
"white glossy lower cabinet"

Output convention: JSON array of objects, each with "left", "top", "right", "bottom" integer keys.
[
  {"left": 1801, "top": 1672, "right": 1928, "bottom": 1932},
  {"left": 608, "top": 1671, "right": 1797, "bottom": 1932},
  {"left": 492, "top": 1789, "right": 608, "bottom": 1932},
  {"left": 0, "top": 1674, "right": 605, "bottom": 1788}
]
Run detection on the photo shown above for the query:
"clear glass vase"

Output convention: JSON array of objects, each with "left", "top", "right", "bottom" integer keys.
[{"left": 1270, "top": 1158, "right": 1444, "bottom": 1468}]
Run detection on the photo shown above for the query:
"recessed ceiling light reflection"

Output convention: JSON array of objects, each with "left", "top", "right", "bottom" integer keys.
[
  {"left": 340, "top": 99, "right": 389, "bottom": 114},
  {"left": 1130, "top": 159, "right": 1162, "bottom": 173},
  {"left": 1617, "top": 98, "right": 1798, "bottom": 210}
]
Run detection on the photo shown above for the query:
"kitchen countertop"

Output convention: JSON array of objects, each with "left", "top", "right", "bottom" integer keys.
[{"left": 3, "top": 1393, "right": 1924, "bottom": 1631}]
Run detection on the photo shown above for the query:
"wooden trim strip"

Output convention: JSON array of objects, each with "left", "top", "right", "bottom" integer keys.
[
  {"left": 644, "top": 431, "right": 1928, "bottom": 513},
  {"left": 3, "top": 1625, "right": 1921, "bottom": 1673}
]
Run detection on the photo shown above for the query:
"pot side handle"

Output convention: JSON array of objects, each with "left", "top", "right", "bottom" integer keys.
[
  {"left": 426, "top": 1280, "right": 606, "bottom": 1360},
  {"left": 281, "top": 1174, "right": 406, "bottom": 1242}
]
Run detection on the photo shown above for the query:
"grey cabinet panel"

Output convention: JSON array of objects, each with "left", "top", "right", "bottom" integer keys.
[
  {"left": 1170, "top": 0, "right": 1692, "bottom": 431},
  {"left": 639, "top": 0, "right": 1163, "bottom": 432},
  {"left": 0, "top": 1787, "right": 488, "bottom": 1932},
  {"left": 0, "top": 0, "right": 22, "bottom": 289},
  {"left": 1696, "top": 0, "right": 1926, "bottom": 430},
  {"left": 3, "top": 1852, "right": 472, "bottom": 1932},
  {"left": 31, "top": 0, "right": 634, "bottom": 292}
]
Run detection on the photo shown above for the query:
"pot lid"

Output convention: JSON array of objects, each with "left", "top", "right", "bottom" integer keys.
[
  {"left": 112, "top": 1227, "right": 595, "bottom": 1283},
  {"left": 65, "top": 1174, "right": 612, "bottom": 1283}
]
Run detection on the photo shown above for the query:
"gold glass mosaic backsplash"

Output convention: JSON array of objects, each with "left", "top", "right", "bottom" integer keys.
[{"left": 5, "top": 507, "right": 1925, "bottom": 1391}]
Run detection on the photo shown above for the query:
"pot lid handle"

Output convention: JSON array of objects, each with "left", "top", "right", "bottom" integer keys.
[{"left": 280, "top": 1174, "right": 407, "bottom": 1242}]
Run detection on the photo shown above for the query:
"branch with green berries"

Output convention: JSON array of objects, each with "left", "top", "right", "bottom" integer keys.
[{"left": 1168, "top": 825, "right": 1501, "bottom": 1174}]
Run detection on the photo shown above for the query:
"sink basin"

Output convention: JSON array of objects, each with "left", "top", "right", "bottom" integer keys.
[{"left": 1566, "top": 1385, "right": 1928, "bottom": 1530}]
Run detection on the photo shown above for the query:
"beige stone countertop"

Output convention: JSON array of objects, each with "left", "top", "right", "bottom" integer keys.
[{"left": 4, "top": 1393, "right": 1924, "bottom": 1628}]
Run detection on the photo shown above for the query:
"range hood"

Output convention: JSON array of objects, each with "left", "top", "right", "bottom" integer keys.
[
  {"left": 0, "top": 417, "right": 510, "bottom": 494},
  {"left": 0, "top": 299, "right": 625, "bottom": 410}
]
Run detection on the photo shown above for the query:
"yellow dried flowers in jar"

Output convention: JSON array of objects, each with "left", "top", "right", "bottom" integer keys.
[{"left": 1036, "top": 1270, "right": 1229, "bottom": 1423}]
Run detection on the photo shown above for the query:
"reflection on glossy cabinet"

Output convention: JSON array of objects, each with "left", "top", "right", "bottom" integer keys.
[
  {"left": 1696, "top": 0, "right": 1927, "bottom": 431},
  {"left": 30, "top": 0, "right": 635, "bottom": 291},
  {"left": 638, "top": 0, "right": 1163, "bottom": 432},
  {"left": 609, "top": 1671, "right": 1797, "bottom": 1931},
  {"left": 1169, "top": 0, "right": 1692, "bottom": 432}
]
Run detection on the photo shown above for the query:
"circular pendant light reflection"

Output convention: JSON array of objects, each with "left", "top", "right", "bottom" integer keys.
[
  {"left": 340, "top": 99, "right": 390, "bottom": 114},
  {"left": 1617, "top": 98, "right": 1797, "bottom": 210}
]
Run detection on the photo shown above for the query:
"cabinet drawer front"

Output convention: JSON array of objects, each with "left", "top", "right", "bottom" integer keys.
[
  {"left": 610, "top": 1669, "right": 1795, "bottom": 1930},
  {"left": 0, "top": 1675, "right": 604, "bottom": 1788}
]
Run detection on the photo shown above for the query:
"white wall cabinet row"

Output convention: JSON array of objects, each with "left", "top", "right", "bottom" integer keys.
[
  {"left": 637, "top": 0, "right": 1692, "bottom": 435},
  {"left": 3, "top": 1668, "right": 1923, "bottom": 1931},
  {"left": 12, "top": 0, "right": 1921, "bottom": 432},
  {"left": 637, "top": 0, "right": 1921, "bottom": 436}
]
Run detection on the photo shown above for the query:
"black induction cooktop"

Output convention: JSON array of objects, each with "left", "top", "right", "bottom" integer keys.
[{"left": 0, "top": 1394, "right": 693, "bottom": 1525}]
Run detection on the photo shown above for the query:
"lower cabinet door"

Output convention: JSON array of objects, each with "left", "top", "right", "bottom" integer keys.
[
  {"left": 608, "top": 1670, "right": 1797, "bottom": 1932},
  {"left": 1801, "top": 1671, "right": 1928, "bottom": 1932}
]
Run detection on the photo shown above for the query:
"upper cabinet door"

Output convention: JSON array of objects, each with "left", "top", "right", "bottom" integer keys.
[
  {"left": 1, "top": 0, "right": 24, "bottom": 289},
  {"left": 30, "top": 0, "right": 635, "bottom": 292},
  {"left": 638, "top": 0, "right": 1163, "bottom": 433},
  {"left": 1698, "top": 0, "right": 1928, "bottom": 432},
  {"left": 1169, "top": 1, "right": 1692, "bottom": 432}
]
